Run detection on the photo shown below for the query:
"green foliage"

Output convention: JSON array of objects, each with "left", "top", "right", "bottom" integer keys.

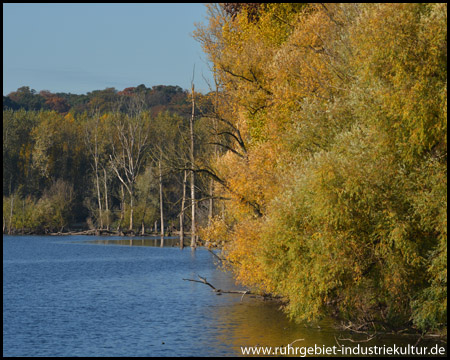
[
  {"left": 196, "top": 3, "right": 447, "bottom": 332},
  {"left": 3, "top": 84, "right": 216, "bottom": 235},
  {"left": 35, "top": 180, "right": 75, "bottom": 232},
  {"left": 3, "top": 84, "right": 192, "bottom": 117},
  {"left": 409, "top": 159, "right": 447, "bottom": 331},
  {"left": 3, "top": 109, "right": 41, "bottom": 196},
  {"left": 6, "top": 86, "right": 45, "bottom": 111},
  {"left": 134, "top": 166, "right": 159, "bottom": 230},
  {"left": 4, "top": 180, "right": 74, "bottom": 233},
  {"left": 352, "top": 3, "right": 447, "bottom": 163}
]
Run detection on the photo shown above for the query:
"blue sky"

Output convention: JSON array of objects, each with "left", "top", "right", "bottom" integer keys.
[{"left": 3, "top": 3, "right": 214, "bottom": 95}]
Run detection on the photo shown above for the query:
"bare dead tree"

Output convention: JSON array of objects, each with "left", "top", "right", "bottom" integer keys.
[
  {"left": 189, "top": 76, "right": 197, "bottom": 248},
  {"left": 109, "top": 112, "right": 149, "bottom": 231},
  {"left": 103, "top": 167, "right": 110, "bottom": 231},
  {"left": 84, "top": 111, "right": 103, "bottom": 229},
  {"left": 179, "top": 168, "right": 188, "bottom": 249},
  {"left": 159, "top": 160, "right": 164, "bottom": 247}
]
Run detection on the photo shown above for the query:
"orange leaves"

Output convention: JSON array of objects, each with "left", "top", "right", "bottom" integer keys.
[
  {"left": 270, "top": 4, "right": 354, "bottom": 109},
  {"left": 196, "top": 3, "right": 447, "bottom": 330},
  {"left": 224, "top": 218, "right": 275, "bottom": 294},
  {"left": 44, "top": 96, "right": 70, "bottom": 114},
  {"left": 198, "top": 216, "right": 230, "bottom": 248},
  {"left": 216, "top": 140, "right": 282, "bottom": 219}
]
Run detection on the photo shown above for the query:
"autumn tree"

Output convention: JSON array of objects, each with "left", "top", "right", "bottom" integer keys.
[
  {"left": 7, "top": 86, "right": 45, "bottom": 111},
  {"left": 195, "top": 2, "right": 447, "bottom": 332}
]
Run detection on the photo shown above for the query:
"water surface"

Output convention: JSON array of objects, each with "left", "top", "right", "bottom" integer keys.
[{"left": 3, "top": 235, "right": 445, "bottom": 357}]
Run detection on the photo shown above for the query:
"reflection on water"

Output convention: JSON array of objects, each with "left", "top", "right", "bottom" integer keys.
[
  {"left": 84, "top": 236, "right": 185, "bottom": 248},
  {"left": 213, "top": 299, "right": 326, "bottom": 350}
]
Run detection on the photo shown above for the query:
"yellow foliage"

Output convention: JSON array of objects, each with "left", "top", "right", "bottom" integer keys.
[{"left": 195, "top": 3, "right": 447, "bottom": 330}]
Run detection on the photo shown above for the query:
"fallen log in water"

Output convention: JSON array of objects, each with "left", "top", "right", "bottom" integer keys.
[
  {"left": 182, "top": 274, "right": 263, "bottom": 301},
  {"left": 49, "top": 229, "right": 141, "bottom": 236},
  {"left": 50, "top": 229, "right": 98, "bottom": 236}
]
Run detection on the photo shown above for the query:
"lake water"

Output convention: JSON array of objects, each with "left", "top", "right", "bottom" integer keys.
[{"left": 3, "top": 235, "right": 446, "bottom": 357}]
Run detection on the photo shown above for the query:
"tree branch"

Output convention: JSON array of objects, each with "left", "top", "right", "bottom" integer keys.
[{"left": 182, "top": 274, "right": 253, "bottom": 297}]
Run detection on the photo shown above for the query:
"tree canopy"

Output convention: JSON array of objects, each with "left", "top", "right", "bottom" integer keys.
[
  {"left": 3, "top": 84, "right": 215, "bottom": 238},
  {"left": 194, "top": 3, "right": 447, "bottom": 333}
]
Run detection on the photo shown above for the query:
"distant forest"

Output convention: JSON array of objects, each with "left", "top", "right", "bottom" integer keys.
[
  {"left": 3, "top": 84, "right": 192, "bottom": 116},
  {"left": 3, "top": 84, "right": 220, "bottom": 240}
]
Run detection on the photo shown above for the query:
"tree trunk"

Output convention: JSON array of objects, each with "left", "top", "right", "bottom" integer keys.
[
  {"left": 209, "top": 177, "right": 214, "bottom": 226},
  {"left": 8, "top": 194, "right": 14, "bottom": 235},
  {"left": 206, "top": 177, "right": 214, "bottom": 248},
  {"left": 103, "top": 167, "right": 110, "bottom": 231},
  {"left": 180, "top": 169, "right": 187, "bottom": 249},
  {"left": 159, "top": 161, "right": 164, "bottom": 247},
  {"left": 190, "top": 83, "right": 196, "bottom": 248},
  {"left": 95, "top": 162, "right": 103, "bottom": 229},
  {"left": 117, "top": 183, "right": 124, "bottom": 231},
  {"left": 22, "top": 198, "right": 25, "bottom": 233},
  {"left": 129, "top": 188, "right": 134, "bottom": 231},
  {"left": 209, "top": 109, "right": 218, "bottom": 229}
]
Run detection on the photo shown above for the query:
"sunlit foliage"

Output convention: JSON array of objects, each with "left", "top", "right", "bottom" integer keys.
[{"left": 195, "top": 3, "right": 447, "bottom": 332}]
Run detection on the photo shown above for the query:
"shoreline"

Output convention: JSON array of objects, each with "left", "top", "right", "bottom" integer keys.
[{"left": 3, "top": 228, "right": 185, "bottom": 237}]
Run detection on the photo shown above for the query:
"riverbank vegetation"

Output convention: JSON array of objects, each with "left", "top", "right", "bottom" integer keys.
[
  {"left": 3, "top": 3, "right": 446, "bottom": 335},
  {"left": 194, "top": 3, "right": 446, "bottom": 334}
]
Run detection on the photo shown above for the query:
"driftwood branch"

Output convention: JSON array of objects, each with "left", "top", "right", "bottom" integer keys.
[
  {"left": 336, "top": 334, "right": 376, "bottom": 343},
  {"left": 182, "top": 274, "right": 252, "bottom": 298},
  {"left": 334, "top": 322, "right": 378, "bottom": 344}
]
